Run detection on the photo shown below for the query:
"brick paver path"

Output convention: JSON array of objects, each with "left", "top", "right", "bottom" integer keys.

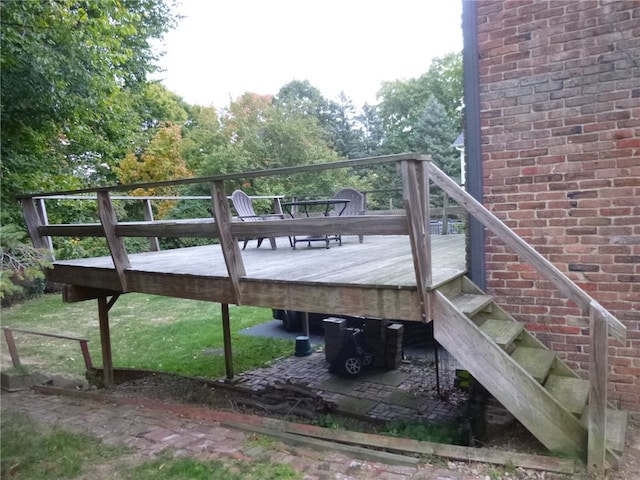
[{"left": 1, "top": 388, "right": 480, "bottom": 479}]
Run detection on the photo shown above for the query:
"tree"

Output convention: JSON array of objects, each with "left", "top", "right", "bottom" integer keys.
[
  {"left": 377, "top": 51, "right": 463, "bottom": 155},
  {"left": 411, "top": 96, "right": 460, "bottom": 180},
  {"left": 353, "top": 103, "right": 384, "bottom": 158},
  {"left": 275, "top": 80, "right": 333, "bottom": 124},
  {"left": 370, "top": 52, "right": 463, "bottom": 205},
  {"left": 328, "top": 92, "right": 361, "bottom": 158},
  {"left": 114, "top": 124, "right": 192, "bottom": 218},
  {"left": 0, "top": 0, "right": 177, "bottom": 224}
]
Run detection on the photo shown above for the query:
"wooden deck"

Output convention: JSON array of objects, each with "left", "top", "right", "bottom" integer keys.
[
  {"left": 22, "top": 155, "right": 629, "bottom": 467},
  {"left": 48, "top": 234, "right": 466, "bottom": 322}
]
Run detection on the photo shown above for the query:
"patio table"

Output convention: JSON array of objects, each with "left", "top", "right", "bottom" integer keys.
[{"left": 282, "top": 198, "right": 350, "bottom": 248}]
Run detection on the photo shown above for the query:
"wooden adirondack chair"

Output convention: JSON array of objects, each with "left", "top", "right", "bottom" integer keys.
[
  {"left": 333, "top": 188, "right": 365, "bottom": 243},
  {"left": 231, "top": 190, "right": 284, "bottom": 249}
]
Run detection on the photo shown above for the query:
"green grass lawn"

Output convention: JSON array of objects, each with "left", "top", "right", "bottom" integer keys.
[
  {"left": 1, "top": 411, "right": 302, "bottom": 480},
  {"left": 1, "top": 293, "right": 292, "bottom": 379}
]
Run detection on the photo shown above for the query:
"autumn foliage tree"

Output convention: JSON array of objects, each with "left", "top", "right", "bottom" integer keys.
[{"left": 114, "top": 124, "right": 192, "bottom": 218}]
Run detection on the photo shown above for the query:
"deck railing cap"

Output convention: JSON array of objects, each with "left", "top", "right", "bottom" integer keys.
[{"left": 18, "top": 153, "right": 431, "bottom": 199}]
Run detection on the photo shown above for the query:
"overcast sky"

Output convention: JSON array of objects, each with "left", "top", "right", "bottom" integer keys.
[{"left": 153, "top": 0, "right": 464, "bottom": 109}]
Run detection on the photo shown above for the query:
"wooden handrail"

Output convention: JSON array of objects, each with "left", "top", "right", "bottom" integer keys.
[
  {"left": 426, "top": 161, "right": 626, "bottom": 344},
  {"left": 30, "top": 194, "right": 285, "bottom": 201},
  {"left": 2, "top": 327, "right": 93, "bottom": 371},
  {"left": 18, "top": 153, "right": 426, "bottom": 198}
]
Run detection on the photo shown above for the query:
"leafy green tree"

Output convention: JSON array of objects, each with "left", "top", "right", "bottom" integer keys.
[
  {"left": 0, "top": 0, "right": 177, "bottom": 224},
  {"left": 136, "top": 82, "right": 191, "bottom": 129},
  {"left": 181, "top": 106, "right": 226, "bottom": 175},
  {"left": 194, "top": 92, "right": 358, "bottom": 198},
  {"left": 275, "top": 80, "right": 333, "bottom": 124},
  {"left": 370, "top": 52, "right": 463, "bottom": 205},
  {"left": 377, "top": 51, "right": 463, "bottom": 155}
]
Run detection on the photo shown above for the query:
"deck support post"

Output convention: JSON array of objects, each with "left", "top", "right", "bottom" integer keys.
[
  {"left": 302, "top": 312, "right": 310, "bottom": 337},
  {"left": 221, "top": 303, "right": 234, "bottom": 381},
  {"left": 401, "top": 157, "right": 432, "bottom": 322},
  {"left": 97, "top": 295, "right": 115, "bottom": 389},
  {"left": 588, "top": 302, "right": 608, "bottom": 474}
]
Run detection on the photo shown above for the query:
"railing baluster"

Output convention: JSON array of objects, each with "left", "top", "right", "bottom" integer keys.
[{"left": 142, "top": 198, "right": 160, "bottom": 251}]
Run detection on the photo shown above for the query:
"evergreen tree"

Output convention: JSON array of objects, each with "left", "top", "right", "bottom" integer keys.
[{"left": 411, "top": 96, "right": 460, "bottom": 180}]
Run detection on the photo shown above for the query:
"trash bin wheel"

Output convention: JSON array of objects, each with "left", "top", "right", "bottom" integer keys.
[
  {"left": 344, "top": 357, "right": 361, "bottom": 376},
  {"left": 361, "top": 353, "right": 374, "bottom": 366}
]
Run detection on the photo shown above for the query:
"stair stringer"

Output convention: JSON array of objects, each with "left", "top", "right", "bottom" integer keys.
[{"left": 432, "top": 290, "right": 587, "bottom": 459}]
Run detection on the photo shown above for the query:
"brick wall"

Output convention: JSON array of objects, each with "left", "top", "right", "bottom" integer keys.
[{"left": 475, "top": 0, "right": 640, "bottom": 410}]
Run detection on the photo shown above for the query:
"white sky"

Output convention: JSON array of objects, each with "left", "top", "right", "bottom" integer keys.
[{"left": 153, "top": 0, "right": 463, "bottom": 109}]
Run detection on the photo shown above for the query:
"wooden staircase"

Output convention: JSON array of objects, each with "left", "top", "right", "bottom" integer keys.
[{"left": 432, "top": 274, "right": 627, "bottom": 466}]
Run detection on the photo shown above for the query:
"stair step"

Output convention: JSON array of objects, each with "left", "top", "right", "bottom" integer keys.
[
  {"left": 606, "top": 409, "right": 628, "bottom": 454},
  {"left": 480, "top": 319, "right": 523, "bottom": 350},
  {"left": 451, "top": 293, "right": 493, "bottom": 316},
  {"left": 544, "top": 375, "right": 589, "bottom": 415},
  {"left": 511, "top": 347, "right": 555, "bottom": 383},
  {"left": 580, "top": 408, "right": 628, "bottom": 455}
]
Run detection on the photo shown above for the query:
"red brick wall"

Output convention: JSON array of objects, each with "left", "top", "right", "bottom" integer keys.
[{"left": 475, "top": 0, "right": 640, "bottom": 410}]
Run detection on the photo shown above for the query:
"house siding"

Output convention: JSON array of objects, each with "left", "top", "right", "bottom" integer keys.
[{"left": 475, "top": 0, "right": 640, "bottom": 410}]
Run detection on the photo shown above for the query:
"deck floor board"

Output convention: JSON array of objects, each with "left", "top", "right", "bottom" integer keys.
[{"left": 50, "top": 235, "right": 466, "bottom": 320}]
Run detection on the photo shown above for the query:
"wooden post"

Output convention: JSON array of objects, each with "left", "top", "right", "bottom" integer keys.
[
  {"left": 211, "top": 182, "right": 246, "bottom": 304},
  {"left": 401, "top": 158, "right": 432, "bottom": 322},
  {"left": 142, "top": 198, "right": 161, "bottom": 251},
  {"left": 3, "top": 328, "right": 22, "bottom": 368},
  {"left": 97, "top": 296, "right": 114, "bottom": 388},
  {"left": 588, "top": 302, "right": 608, "bottom": 474},
  {"left": 21, "top": 198, "right": 51, "bottom": 252},
  {"left": 269, "top": 196, "right": 284, "bottom": 249},
  {"left": 442, "top": 193, "right": 449, "bottom": 235},
  {"left": 221, "top": 303, "right": 234, "bottom": 381},
  {"left": 79, "top": 340, "right": 93, "bottom": 371},
  {"left": 97, "top": 191, "right": 130, "bottom": 291},
  {"left": 302, "top": 311, "right": 310, "bottom": 337},
  {"left": 35, "top": 198, "right": 54, "bottom": 254}
]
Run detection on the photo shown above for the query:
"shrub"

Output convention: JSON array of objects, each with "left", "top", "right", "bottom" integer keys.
[{"left": 0, "top": 224, "right": 51, "bottom": 307}]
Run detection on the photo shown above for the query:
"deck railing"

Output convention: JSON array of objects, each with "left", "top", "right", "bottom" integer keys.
[
  {"left": 19, "top": 153, "right": 625, "bottom": 467},
  {"left": 29, "top": 190, "right": 464, "bottom": 259}
]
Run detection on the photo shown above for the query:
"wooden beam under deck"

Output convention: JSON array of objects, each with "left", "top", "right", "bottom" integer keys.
[{"left": 45, "top": 235, "right": 466, "bottom": 321}]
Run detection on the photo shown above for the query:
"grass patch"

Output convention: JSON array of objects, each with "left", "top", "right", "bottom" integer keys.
[
  {"left": 380, "top": 419, "right": 463, "bottom": 445},
  {"left": 313, "top": 414, "right": 464, "bottom": 446},
  {"left": 0, "top": 412, "right": 301, "bottom": 480},
  {"left": 0, "top": 411, "right": 127, "bottom": 479},
  {"left": 125, "top": 454, "right": 302, "bottom": 480},
  {"left": 0, "top": 293, "right": 292, "bottom": 379}
]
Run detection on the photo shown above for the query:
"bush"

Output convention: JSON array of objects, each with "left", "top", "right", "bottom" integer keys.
[{"left": 0, "top": 224, "right": 51, "bottom": 307}]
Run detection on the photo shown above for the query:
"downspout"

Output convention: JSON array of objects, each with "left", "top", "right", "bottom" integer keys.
[{"left": 462, "top": 0, "right": 486, "bottom": 290}]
